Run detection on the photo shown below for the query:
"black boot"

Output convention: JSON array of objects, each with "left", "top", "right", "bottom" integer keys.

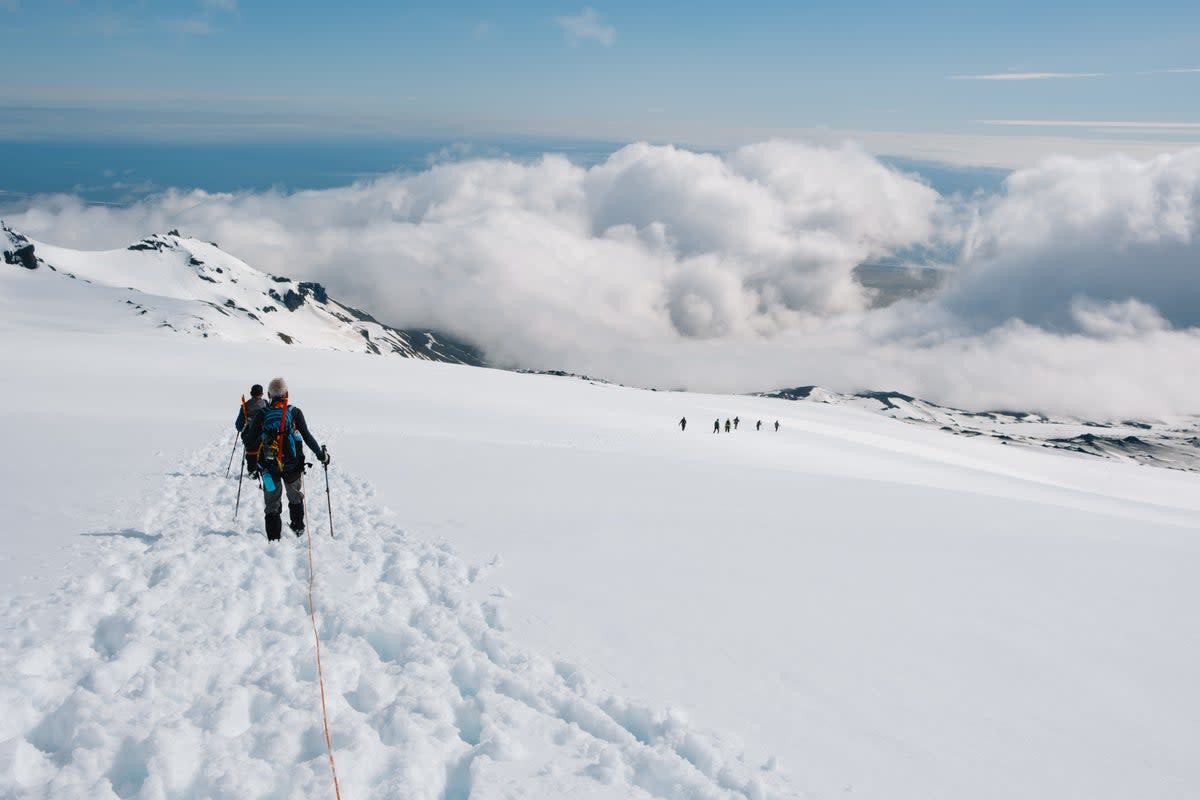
[
  {"left": 288, "top": 503, "right": 306, "bottom": 536},
  {"left": 265, "top": 513, "right": 283, "bottom": 541}
]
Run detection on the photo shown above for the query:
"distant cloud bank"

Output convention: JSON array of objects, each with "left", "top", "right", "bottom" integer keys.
[{"left": 7, "top": 141, "right": 1200, "bottom": 418}]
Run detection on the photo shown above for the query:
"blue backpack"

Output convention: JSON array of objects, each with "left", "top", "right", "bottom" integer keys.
[{"left": 259, "top": 403, "right": 301, "bottom": 474}]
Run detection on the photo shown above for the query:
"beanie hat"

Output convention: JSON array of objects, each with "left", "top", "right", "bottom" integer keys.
[{"left": 268, "top": 377, "right": 288, "bottom": 401}]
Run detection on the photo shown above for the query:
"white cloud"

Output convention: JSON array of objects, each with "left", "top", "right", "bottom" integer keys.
[
  {"left": 1069, "top": 298, "right": 1170, "bottom": 339},
  {"left": 555, "top": 8, "right": 616, "bottom": 46},
  {"left": 951, "top": 72, "right": 1102, "bottom": 81},
  {"left": 7, "top": 142, "right": 1200, "bottom": 419},
  {"left": 201, "top": 0, "right": 236, "bottom": 9},
  {"left": 948, "top": 149, "right": 1200, "bottom": 330}
]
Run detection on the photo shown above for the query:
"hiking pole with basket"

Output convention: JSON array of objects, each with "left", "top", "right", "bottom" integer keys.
[
  {"left": 233, "top": 454, "right": 245, "bottom": 520},
  {"left": 322, "top": 450, "right": 334, "bottom": 538},
  {"left": 225, "top": 432, "right": 239, "bottom": 477}
]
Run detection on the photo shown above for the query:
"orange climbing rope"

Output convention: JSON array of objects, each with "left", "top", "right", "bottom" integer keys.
[{"left": 305, "top": 491, "right": 344, "bottom": 800}]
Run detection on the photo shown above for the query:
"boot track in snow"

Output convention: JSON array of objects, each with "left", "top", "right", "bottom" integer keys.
[{"left": 0, "top": 437, "right": 795, "bottom": 799}]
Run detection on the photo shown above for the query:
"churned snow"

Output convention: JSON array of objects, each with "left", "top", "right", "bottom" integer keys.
[
  {"left": 3, "top": 248, "right": 1200, "bottom": 799},
  {"left": 2, "top": 441, "right": 780, "bottom": 799}
]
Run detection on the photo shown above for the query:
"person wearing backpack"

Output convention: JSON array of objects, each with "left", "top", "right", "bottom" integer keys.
[
  {"left": 245, "top": 377, "right": 330, "bottom": 540},
  {"left": 234, "top": 384, "right": 269, "bottom": 477}
]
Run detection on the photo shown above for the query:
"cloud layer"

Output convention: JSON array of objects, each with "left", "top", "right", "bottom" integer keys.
[{"left": 7, "top": 141, "right": 1200, "bottom": 419}]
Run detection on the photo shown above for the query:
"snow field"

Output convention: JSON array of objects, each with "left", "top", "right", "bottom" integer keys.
[
  {"left": 0, "top": 439, "right": 793, "bottom": 800},
  {"left": 3, "top": 326, "right": 1200, "bottom": 799}
]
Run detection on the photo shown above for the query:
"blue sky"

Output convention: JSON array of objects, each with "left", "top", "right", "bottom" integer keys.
[{"left": 2, "top": 0, "right": 1199, "bottom": 166}]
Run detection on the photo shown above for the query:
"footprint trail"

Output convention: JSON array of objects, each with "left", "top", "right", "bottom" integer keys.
[{"left": 0, "top": 439, "right": 798, "bottom": 800}]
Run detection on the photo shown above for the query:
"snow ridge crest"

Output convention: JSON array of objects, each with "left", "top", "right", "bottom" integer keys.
[{"left": 3, "top": 224, "right": 482, "bottom": 365}]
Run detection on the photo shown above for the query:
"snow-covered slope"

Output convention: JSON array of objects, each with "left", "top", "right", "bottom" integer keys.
[
  {"left": 762, "top": 385, "right": 1200, "bottom": 471},
  {"left": 2, "top": 438, "right": 782, "bottom": 800},
  {"left": 2, "top": 221, "right": 481, "bottom": 365},
  {"left": 3, "top": 257, "right": 1200, "bottom": 798},
  {"left": 10, "top": 220, "right": 1196, "bottom": 476}
]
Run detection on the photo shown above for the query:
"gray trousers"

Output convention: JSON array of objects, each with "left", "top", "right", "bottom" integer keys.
[{"left": 264, "top": 472, "right": 304, "bottom": 515}]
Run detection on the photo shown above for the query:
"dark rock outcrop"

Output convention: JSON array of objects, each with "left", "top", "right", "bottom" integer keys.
[
  {"left": 3, "top": 223, "right": 39, "bottom": 269},
  {"left": 4, "top": 241, "right": 37, "bottom": 270},
  {"left": 127, "top": 236, "right": 173, "bottom": 252},
  {"left": 298, "top": 281, "right": 328, "bottom": 303},
  {"left": 763, "top": 386, "right": 817, "bottom": 401},
  {"left": 267, "top": 288, "right": 305, "bottom": 311}
]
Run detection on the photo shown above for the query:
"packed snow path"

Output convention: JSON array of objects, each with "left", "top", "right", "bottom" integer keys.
[{"left": 1, "top": 439, "right": 793, "bottom": 800}]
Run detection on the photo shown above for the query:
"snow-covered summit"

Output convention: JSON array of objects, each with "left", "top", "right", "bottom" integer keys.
[{"left": 1, "top": 223, "right": 482, "bottom": 365}]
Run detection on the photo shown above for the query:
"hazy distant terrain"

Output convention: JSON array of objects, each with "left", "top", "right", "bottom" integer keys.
[{"left": 853, "top": 262, "right": 948, "bottom": 305}]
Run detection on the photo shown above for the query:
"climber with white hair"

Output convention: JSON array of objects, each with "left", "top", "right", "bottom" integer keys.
[{"left": 244, "top": 376, "right": 330, "bottom": 541}]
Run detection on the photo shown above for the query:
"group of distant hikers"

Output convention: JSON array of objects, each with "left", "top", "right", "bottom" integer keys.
[
  {"left": 678, "top": 416, "right": 780, "bottom": 433},
  {"left": 234, "top": 384, "right": 783, "bottom": 539},
  {"left": 234, "top": 379, "right": 330, "bottom": 541}
]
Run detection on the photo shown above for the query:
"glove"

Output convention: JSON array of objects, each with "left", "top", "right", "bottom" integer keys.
[{"left": 320, "top": 445, "right": 331, "bottom": 466}]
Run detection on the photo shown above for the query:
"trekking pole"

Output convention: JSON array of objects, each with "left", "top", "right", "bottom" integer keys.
[
  {"left": 233, "top": 453, "right": 245, "bottom": 520},
  {"left": 323, "top": 461, "right": 335, "bottom": 538},
  {"left": 225, "top": 432, "right": 239, "bottom": 477}
]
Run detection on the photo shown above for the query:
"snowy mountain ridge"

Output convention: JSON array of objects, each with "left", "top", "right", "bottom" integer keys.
[
  {"left": 7, "top": 221, "right": 1198, "bottom": 473},
  {"left": 760, "top": 385, "right": 1200, "bottom": 471},
  {"left": 1, "top": 221, "right": 482, "bottom": 365}
]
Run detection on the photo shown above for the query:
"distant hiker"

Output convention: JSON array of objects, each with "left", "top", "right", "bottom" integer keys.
[
  {"left": 713, "top": 419, "right": 720, "bottom": 433},
  {"left": 235, "top": 384, "right": 269, "bottom": 476},
  {"left": 246, "top": 377, "right": 330, "bottom": 541},
  {"left": 756, "top": 420, "right": 762, "bottom": 431},
  {"left": 680, "top": 417, "right": 687, "bottom": 431},
  {"left": 733, "top": 416, "right": 740, "bottom": 430},
  {"left": 724, "top": 419, "right": 731, "bottom": 433},
  {"left": 774, "top": 420, "right": 780, "bottom": 432}
]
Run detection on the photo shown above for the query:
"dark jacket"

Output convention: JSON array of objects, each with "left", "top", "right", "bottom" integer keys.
[
  {"left": 235, "top": 396, "right": 269, "bottom": 447},
  {"left": 246, "top": 401, "right": 323, "bottom": 477}
]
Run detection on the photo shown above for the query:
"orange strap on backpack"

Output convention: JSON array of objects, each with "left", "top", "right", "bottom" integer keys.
[{"left": 276, "top": 396, "right": 289, "bottom": 471}]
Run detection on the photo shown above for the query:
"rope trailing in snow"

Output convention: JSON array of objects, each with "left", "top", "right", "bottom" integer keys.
[{"left": 304, "top": 486, "right": 344, "bottom": 800}]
